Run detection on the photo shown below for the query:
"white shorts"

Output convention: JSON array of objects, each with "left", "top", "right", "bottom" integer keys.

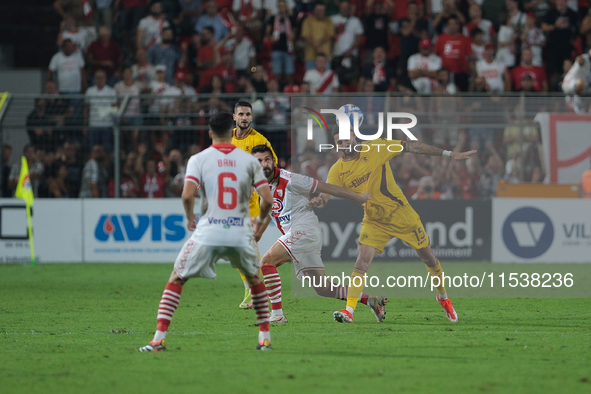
[
  {"left": 278, "top": 225, "right": 323, "bottom": 279},
  {"left": 562, "top": 78, "right": 590, "bottom": 95},
  {"left": 174, "top": 237, "right": 260, "bottom": 280}
]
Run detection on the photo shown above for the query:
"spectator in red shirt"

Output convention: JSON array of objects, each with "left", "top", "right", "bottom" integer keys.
[
  {"left": 197, "top": 26, "right": 216, "bottom": 72},
  {"left": 140, "top": 158, "right": 167, "bottom": 198},
  {"left": 434, "top": 16, "right": 473, "bottom": 91},
  {"left": 213, "top": 47, "right": 238, "bottom": 93},
  {"left": 509, "top": 47, "right": 548, "bottom": 92},
  {"left": 87, "top": 26, "right": 123, "bottom": 86}
]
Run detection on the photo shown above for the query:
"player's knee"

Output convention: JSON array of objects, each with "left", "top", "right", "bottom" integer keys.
[{"left": 575, "top": 79, "right": 585, "bottom": 94}]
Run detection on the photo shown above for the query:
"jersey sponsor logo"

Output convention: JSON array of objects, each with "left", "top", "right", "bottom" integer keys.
[
  {"left": 207, "top": 217, "right": 244, "bottom": 228},
  {"left": 277, "top": 215, "right": 291, "bottom": 224},
  {"left": 95, "top": 214, "right": 185, "bottom": 242},
  {"left": 350, "top": 172, "right": 372, "bottom": 188},
  {"left": 502, "top": 207, "right": 553, "bottom": 258},
  {"left": 272, "top": 198, "right": 284, "bottom": 216},
  {"left": 340, "top": 171, "right": 351, "bottom": 176}
]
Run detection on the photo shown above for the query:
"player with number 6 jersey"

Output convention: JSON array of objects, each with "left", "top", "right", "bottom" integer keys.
[{"left": 139, "top": 112, "right": 274, "bottom": 352}]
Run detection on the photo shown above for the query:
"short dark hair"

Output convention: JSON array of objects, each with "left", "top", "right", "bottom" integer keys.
[
  {"left": 202, "top": 26, "right": 215, "bottom": 35},
  {"left": 208, "top": 112, "right": 234, "bottom": 138},
  {"left": 23, "top": 143, "right": 34, "bottom": 154},
  {"left": 234, "top": 100, "right": 252, "bottom": 113},
  {"left": 251, "top": 144, "right": 273, "bottom": 157},
  {"left": 470, "top": 27, "right": 484, "bottom": 38}
]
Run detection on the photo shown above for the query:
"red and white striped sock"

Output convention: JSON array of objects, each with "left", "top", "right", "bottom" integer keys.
[
  {"left": 152, "top": 282, "right": 182, "bottom": 343},
  {"left": 250, "top": 282, "right": 270, "bottom": 340},
  {"left": 261, "top": 264, "right": 283, "bottom": 316}
]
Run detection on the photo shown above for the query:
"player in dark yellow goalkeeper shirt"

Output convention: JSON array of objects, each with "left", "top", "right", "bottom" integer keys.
[
  {"left": 232, "top": 101, "right": 278, "bottom": 309},
  {"left": 311, "top": 126, "right": 476, "bottom": 323}
]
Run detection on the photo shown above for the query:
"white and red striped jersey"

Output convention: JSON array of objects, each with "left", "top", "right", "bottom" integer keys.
[
  {"left": 185, "top": 143, "right": 268, "bottom": 246},
  {"left": 268, "top": 168, "right": 319, "bottom": 235}
]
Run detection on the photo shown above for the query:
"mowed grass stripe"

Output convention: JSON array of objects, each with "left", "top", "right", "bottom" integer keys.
[{"left": 0, "top": 263, "right": 589, "bottom": 394}]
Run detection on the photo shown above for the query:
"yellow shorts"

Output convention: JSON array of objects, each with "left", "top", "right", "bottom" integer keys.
[{"left": 358, "top": 203, "right": 429, "bottom": 254}]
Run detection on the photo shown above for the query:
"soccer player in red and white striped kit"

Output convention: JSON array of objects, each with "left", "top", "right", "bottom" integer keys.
[
  {"left": 139, "top": 112, "right": 274, "bottom": 351},
  {"left": 251, "top": 145, "right": 387, "bottom": 323}
]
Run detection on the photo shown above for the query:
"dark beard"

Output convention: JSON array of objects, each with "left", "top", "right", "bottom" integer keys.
[
  {"left": 237, "top": 122, "right": 250, "bottom": 130},
  {"left": 263, "top": 167, "right": 273, "bottom": 178}
]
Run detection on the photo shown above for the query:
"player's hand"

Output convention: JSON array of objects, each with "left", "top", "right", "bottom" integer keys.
[
  {"left": 307, "top": 196, "right": 325, "bottom": 208},
  {"left": 186, "top": 213, "right": 198, "bottom": 231},
  {"left": 451, "top": 150, "right": 477, "bottom": 160},
  {"left": 356, "top": 192, "right": 371, "bottom": 205}
]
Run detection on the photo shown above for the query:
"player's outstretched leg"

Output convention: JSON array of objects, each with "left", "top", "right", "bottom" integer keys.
[
  {"left": 334, "top": 245, "right": 376, "bottom": 323},
  {"left": 305, "top": 269, "right": 387, "bottom": 322},
  {"left": 238, "top": 269, "right": 253, "bottom": 309},
  {"left": 247, "top": 276, "right": 272, "bottom": 350},
  {"left": 139, "top": 279, "right": 184, "bottom": 352},
  {"left": 417, "top": 246, "right": 458, "bottom": 322},
  {"left": 261, "top": 264, "right": 287, "bottom": 323}
]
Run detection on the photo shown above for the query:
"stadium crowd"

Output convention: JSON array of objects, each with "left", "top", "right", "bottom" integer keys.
[{"left": 9, "top": 0, "right": 590, "bottom": 199}]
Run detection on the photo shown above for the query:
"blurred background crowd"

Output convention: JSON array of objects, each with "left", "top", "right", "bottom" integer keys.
[{"left": 2, "top": 0, "right": 591, "bottom": 200}]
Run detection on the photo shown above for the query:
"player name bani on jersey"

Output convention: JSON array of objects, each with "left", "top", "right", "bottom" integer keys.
[
  {"left": 185, "top": 143, "right": 268, "bottom": 246},
  {"left": 269, "top": 168, "right": 318, "bottom": 235}
]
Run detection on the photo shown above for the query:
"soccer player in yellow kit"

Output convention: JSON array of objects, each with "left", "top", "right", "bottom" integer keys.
[
  {"left": 311, "top": 127, "right": 476, "bottom": 323},
  {"left": 232, "top": 101, "right": 278, "bottom": 308}
]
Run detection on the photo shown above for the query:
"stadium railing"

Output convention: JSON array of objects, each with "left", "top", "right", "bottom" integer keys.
[{"left": 0, "top": 92, "right": 579, "bottom": 198}]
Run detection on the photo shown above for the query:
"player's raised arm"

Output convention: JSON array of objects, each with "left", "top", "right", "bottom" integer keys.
[
  {"left": 314, "top": 181, "right": 370, "bottom": 206},
  {"left": 404, "top": 141, "right": 477, "bottom": 160}
]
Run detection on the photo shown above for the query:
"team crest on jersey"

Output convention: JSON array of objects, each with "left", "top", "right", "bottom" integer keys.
[
  {"left": 363, "top": 156, "right": 368, "bottom": 162},
  {"left": 277, "top": 189, "right": 283, "bottom": 197},
  {"left": 272, "top": 198, "right": 284, "bottom": 216}
]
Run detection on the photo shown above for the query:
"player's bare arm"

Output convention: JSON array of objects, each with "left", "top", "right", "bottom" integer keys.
[
  {"left": 253, "top": 216, "right": 273, "bottom": 242},
  {"left": 309, "top": 192, "right": 331, "bottom": 208},
  {"left": 254, "top": 184, "right": 273, "bottom": 235},
  {"left": 313, "top": 181, "right": 370, "bottom": 206},
  {"left": 404, "top": 141, "right": 477, "bottom": 160},
  {"left": 181, "top": 180, "right": 198, "bottom": 231}
]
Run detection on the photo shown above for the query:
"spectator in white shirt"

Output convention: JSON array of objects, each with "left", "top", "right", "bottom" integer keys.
[
  {"left": 114, "top": 67, "right": 143, "bottom": 150},
  {"left": 48, "top": 39, "right": 87, "bottom": 94},
  {"left": 131, "top": 48, "right": 156, "bottom": 90},
  {"left": 330, "top": 0, "right": 364, "bottom": 85},
  {"left": 136, "top": 1, "right": 170, "bottom": 51},
  {"left": 407, "top": 38, "right": 442, "bottom": 94},
  {"left": 476, "top": 42, "right": 510, "bottom": 92},
  {"left": 85, "top": 70, "right": 118, "bottom": 152},
  {"left": 57, "top": 15, "right": 92, "bottom": 54},
  {"left": 303, "top": 53, "right": 340, "bottom": 94},
  {"left": 160, "top": 71, "right": 198, "bottom": 113},
  {"left": 225, "top": 25, "right": 256, "bottom": 76}
]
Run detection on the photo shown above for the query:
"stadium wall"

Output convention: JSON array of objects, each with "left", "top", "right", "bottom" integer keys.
[{"left": 1, "top": 198, "right": 589, "bottom": 264}]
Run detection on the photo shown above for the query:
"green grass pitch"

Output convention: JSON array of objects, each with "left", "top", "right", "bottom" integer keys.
[{"left": 1, "top": 263, "right": 590, "bottom": 394}]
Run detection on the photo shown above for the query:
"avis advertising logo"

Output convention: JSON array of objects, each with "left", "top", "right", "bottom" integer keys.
[
  {"left": 95, "top": 214, "right": 185, "bottom": 242},
  {"left": 502, "top": 207, "right": 554, "bottom": 258},
  {"left": 304, "top": 104, "right": 418, "bottom": 152}
]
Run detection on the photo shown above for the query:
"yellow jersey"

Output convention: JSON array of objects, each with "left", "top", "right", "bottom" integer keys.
[
  {"left": 232, "top": 127, "right": 278, "bottom": 216},
  {"left": 327, "top": 139, "right": 409, "bottom": 223}
]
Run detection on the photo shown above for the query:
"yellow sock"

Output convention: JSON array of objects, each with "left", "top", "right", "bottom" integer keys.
[
  {"left": 238, "top": 269, "right": 249, "bottom": 288},
  {"left": 346, "top": 269, "right": 366, "bottom": 312},
  {"left": 426, "top": 260, "right": 447, "bottom": 295}
]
